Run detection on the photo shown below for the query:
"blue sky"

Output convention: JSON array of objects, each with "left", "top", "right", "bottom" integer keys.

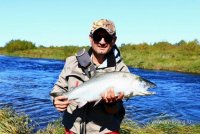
[{"left": 0, "top": 0, "right": 200, "bottom": 47}]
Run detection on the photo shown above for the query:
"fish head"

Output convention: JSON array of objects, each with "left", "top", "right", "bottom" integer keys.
[
  {"left": 134, "top": 75, "right": 156, "bottom": 89},
  {"left": 126, "top": 75, "right": 157, "bottom": 97}
]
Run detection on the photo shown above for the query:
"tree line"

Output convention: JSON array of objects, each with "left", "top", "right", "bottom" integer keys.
[{"left": 3, "top": 39, "right": 200, "bottom": 53}]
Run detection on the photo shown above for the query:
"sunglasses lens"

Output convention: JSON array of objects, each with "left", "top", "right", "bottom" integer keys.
[
  {"left": 92, "top": 33, "right": 113, "bottom": 43},
  {"left": 104, "top": 35, "right": 113, "bottom": 43},
  {"left": 93, "top": 34, "right": 102, "bottom": 42}
]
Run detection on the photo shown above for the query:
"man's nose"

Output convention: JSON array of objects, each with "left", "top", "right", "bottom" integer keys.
[{"left": 99, "top": 38, "right": 106, "bottom": 44}]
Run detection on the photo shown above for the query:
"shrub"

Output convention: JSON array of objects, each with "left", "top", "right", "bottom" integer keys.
[
  {"left": 179, "top": 39, "right": 200, "bottom": 52},
  {"left": 5, "top": 39, "right": 36, "bottom": 52},
  {"left": 153, "top": 41, "right": 173, "bottom": 51}
]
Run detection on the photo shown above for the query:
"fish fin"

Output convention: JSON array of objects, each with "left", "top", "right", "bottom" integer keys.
[
  {"left": 69, "top": 100, "right": 78, "bottom": 107},
  {"left": 93, "top": 98, "right": 102, "bottom": 107},
  {"left": 50, "top": 92, "right": 64, "bottom": 97},
  {"left": 145, "top": 91, "right": 156, "bottom": 95},
  {"left": 123, "top": 95, "right": 130, "bottom": 101},
  {"left": 76, "top": 99, "right": 88, "bottom": 108},
  {"left": 126, "top": 98, "right": 130, "bottom": 102}
]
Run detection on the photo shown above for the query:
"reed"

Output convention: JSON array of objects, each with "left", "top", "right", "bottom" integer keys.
[
  {"left": 1, "top": 107, "right": 200, "bottom": 134},
  {"left": 36, "top": 119, "right": 64, "bottom": 134},
  {"left": 0, "top": 107, "right": 34, "bottom": 134}
]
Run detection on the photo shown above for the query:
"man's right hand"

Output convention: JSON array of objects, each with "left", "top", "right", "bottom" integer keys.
[{"left": 53, "top": 96, "right": 70, "bottom": 112}]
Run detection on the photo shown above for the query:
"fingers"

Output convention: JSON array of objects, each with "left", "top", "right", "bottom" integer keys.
[
  {"left": 53, "top": 96, "right": 70, "bottom": 112},
  {"left": 102, "top": 89, "right": 124, "bottom": 103},
  {"left": 56, "top": 107, "right": 67, "bottom": 112},
  {"left": 102, "top": 89, "right": 113, "bottom": 103}
]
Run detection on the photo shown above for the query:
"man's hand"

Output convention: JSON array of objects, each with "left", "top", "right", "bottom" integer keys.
[
  {"left": 53, "top": 96, "right": 70, "bottom": 112},
  {"left": 101, "top": 88, "right": 124, "bottom": 114},
  {"left": 102, "top": 88, "right": 124, "bottom": 103}
]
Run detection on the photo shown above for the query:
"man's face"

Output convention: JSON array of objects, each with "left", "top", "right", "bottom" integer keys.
[{"left": 90, "top": 28, "right": 116, "bottom": 55}]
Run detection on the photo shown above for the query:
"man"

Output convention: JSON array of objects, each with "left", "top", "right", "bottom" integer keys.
[{"left": 51, "top": 19, "right": 129, "bottom": 134}]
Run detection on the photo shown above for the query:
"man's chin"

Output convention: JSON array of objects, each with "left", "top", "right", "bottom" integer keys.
[
  {"left": 96, "top": 48, "right": 108, "bottom": 54},
  {"left": 96, "top": 51, "right": 107, "bottom": 55},
  {"left": 93, "top": 46, "right": 112, "bottom": 55}
]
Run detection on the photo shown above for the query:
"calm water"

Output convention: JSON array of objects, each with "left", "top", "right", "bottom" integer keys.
[{"left": 0, "top": 55, "right": 200, "bottom": 131}]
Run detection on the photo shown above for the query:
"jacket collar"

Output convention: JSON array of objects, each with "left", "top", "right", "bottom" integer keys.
[{"left": 88, "top": 45, "right": 121, "bottom": 68}]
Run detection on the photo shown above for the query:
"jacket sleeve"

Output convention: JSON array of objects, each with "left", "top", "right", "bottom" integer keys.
[{"left": 50, "top": 56, "right": 76, "bottom": 99}]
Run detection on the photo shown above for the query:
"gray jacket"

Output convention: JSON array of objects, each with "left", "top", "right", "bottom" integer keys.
[{"left": 51, "top": 48, "right": 129, "bottom": 134}]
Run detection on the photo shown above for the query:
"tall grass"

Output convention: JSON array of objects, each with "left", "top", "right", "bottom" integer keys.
[
  {"left": 0, "top": 107, "right": 34, "bottom": 134},
  {"left": 120, "top": 40, "right": 200, "bottom": 73},
  {"left": 36, "top": 119, "right": 64, "bottom": 134},
  {"left": 1, "top": 107, "right": 200, "bottom": 134}
]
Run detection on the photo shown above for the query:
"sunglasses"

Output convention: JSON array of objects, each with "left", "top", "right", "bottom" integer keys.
[{"left": 92, "top": 32, "right": 114, "bottom": 43}]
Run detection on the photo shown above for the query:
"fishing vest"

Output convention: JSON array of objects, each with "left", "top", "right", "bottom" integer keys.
[
  {"left": 76, "top": 48, "right": 96, "bottom": 78},
  {"left": 76, "top": 45, "right": 121, "bottom": 78}
]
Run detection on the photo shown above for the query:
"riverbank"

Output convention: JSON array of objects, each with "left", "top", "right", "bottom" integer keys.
[
  {"left": 1, "top": 41, "right": 200, "bottom": 74},
  {"left": 1, "top": 107, "right": 200, "bottom": 134},
  {"left": 38, "top": 119, "right": 200, "bottom": 134}
]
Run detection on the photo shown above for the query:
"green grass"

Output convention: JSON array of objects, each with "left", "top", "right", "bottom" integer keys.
[
  {"left": 0, "top": 46, "right": 88, "bottom": 60},
  {"left": 0, "top": 40, "right": 200, "bottom": 74},
  {"left": 36, "top": 119, "right": 64, "bottom": 134},
  {"left": 1, "top": 47, "right": 67, "bottom": 60},
  {"left": 120, "top": 43, "right": 200, "bottom": 73},
  {"left": 37, "top": 119, "right": 200, "bottom": 134},
  {"left": 120, "top": 119, "right": 200, "bottom": 134},
  {"left": 1, "top": 107, "right": 200, "bottom": 134}
]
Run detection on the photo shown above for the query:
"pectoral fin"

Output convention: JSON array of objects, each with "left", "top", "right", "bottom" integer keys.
[
  {"left": 93, "top": 98, "right": 102, "bottom": 107},
  {"left": 76, "top": 99, "right": 88, "bottom": 108}
]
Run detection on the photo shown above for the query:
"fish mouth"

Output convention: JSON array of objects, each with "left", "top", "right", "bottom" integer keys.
[{"left": 147, "top": 81, "right": 157, "bottom": 88}]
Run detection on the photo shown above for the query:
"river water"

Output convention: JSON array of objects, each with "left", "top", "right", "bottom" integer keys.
[{"left": 0, "top": 55, "right": 200, "bottom": 131}]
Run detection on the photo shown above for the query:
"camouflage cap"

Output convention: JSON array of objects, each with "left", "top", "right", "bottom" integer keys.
[{"left": 90, "top": 19, "right": 116, "bottom": 36}]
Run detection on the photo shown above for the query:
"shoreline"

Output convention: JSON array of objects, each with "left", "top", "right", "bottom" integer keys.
[
  {"left": 1, "top": 39, "right": 200, "bottom": 74},
  {"left": 1, "top": 107, "right": 200, "bottom": 134},
  {"left": 1, "top": 54, "right": 200, "bottom": 75}
]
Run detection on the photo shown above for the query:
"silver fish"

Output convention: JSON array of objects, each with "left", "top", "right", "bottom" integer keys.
[{"left": 50, "top": 71, "right": 156, "bottom": 108}]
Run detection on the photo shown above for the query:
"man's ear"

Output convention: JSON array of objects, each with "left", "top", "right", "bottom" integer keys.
[{"left": 112, "top": 36, "right": 117, "bottom": 43}]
